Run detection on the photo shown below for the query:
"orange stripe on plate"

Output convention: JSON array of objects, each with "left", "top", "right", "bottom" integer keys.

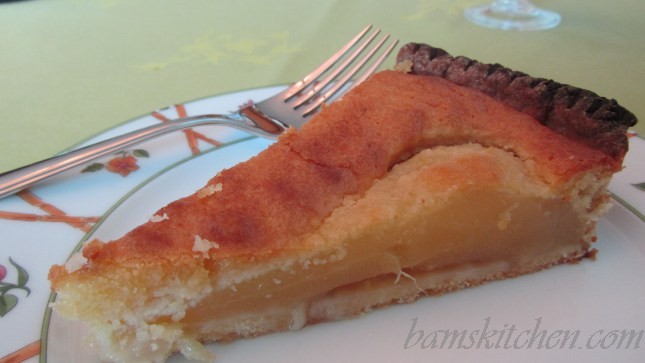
[
  {"left": 0, "top": 340, "right": 40, "bottom": 363},
  {"left": 175, "top": 104, "right": 200, "bottom": 154},
  {"left": 17, "top": 190, "right": 95, "bottom": 232},
  {"left": 0, "top": 211, "right": 100, "bottom": 224}
]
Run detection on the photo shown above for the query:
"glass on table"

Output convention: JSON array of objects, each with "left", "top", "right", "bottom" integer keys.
[{"left": 464, "top": 0, "right": 561, "bottom": 31}]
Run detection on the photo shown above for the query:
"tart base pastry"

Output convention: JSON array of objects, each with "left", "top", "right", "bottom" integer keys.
[{"left": 49, "top": 43, "right": 636, "bottom": 362}]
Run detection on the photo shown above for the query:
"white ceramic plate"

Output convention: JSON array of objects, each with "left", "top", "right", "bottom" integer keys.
[{"left": 1, "top": 87, "right": 644, "bottom": 363}]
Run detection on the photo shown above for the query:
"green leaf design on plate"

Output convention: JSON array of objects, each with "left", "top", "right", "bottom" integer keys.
[
  {"left": 0, "top": 293, "right": 18, "bottom": 317},
  {"left": 632, "top": 182, "right": 645, "bottom": 192},
  {"left": 133, "top": 149, "right": 150, "bottom": 158},
  {"left": 82, "top": 163, "right": 105, "bottom": 173},
  {"left": 0, "top": 258, "right": 31, "bottom": 318},
  {"left": 10, "top": 258, "right": 30, "bottom": 289}
]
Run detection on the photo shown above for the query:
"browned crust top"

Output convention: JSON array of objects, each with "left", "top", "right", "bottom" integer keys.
[
  {"left": 50, "top": 49, "right": 629, "bottom": 286},
  {"left": 396, "top": 42, "right": 637, "bottom": 161}
]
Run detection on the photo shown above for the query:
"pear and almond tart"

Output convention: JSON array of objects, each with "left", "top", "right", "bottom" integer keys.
[{"left": 49, "top": 43, "right": 636, "bottom": 362}]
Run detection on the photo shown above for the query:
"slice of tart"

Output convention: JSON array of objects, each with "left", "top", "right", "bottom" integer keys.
[{"left": 49, "top": 43, "right": 637, "bottom": 363}]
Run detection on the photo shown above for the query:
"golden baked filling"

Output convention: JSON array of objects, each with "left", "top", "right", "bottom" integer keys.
[{"left": 49, "top": 43, "right": 637, "bottom": 363}]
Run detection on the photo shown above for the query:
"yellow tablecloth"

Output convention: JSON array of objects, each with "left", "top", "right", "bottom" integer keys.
[{"left": 1, "top": 0, "right": 643, "bottom": 173}]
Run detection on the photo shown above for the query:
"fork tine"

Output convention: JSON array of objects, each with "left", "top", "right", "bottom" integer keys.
[
  {"left": 283, "top": 25, "right": 373, "bottom": 100},
  {"left": 299, "top": 36, "right": 398, "bottom": 117},
  {"left": 347, "top": 39, "right": 399, "bottom": 89},
  {"left": 291, "top": 29, "right": 381, "bottom": 109}
]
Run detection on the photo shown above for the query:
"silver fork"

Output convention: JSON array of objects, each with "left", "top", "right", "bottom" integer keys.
[{"left": 0, "top": 25, "right": 397, "bottom": 200}]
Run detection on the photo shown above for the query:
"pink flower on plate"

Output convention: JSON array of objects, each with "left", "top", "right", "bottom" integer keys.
[
  {"left": 81, "top": 149, "right": 149, "bottom": 176},
  {"left": 106, "top": 155, "right": 140, "bottom": 177},
  {"left": 0, "top": 264, "right": 6, "bottom": 281}
]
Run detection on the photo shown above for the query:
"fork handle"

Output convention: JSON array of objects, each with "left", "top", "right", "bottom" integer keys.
[{"left": 0, "top": 113, "right": 278, "bottom": 200}]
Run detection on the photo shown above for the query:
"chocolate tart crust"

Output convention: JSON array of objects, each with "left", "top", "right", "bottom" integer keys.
[{"left": 396, "top": 43, "right": 637, "bottom": 161}]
